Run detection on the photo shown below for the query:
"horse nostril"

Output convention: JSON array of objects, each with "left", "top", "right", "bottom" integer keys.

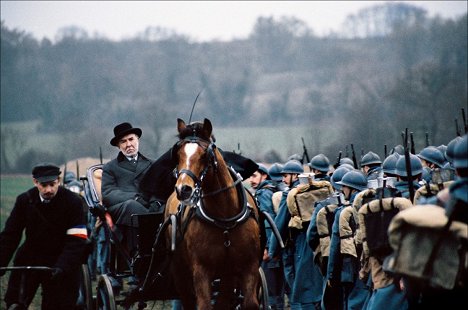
[{"left": 176, "top": 185, "right": 194, "bottom": 201}]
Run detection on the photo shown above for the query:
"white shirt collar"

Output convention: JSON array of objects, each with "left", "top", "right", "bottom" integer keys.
[{"left": 126, "top": 154, "right": 138, "bottom": 161}]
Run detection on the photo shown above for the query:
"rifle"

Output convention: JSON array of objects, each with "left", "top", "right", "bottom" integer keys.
[
  {"left": 384, "top": 145, "right": 388, "bottom": 158},
  {"left": 462, "top": 108, "right": 467, "bottom": 134},
  {"left": 76, "top": 160, "right": 80, "bottom": 179},
  {"left": 233, "top": 142, "right": 242, "bottom": 155},
  {"left": 425, "top": 132, "right": 430, "bottom": 147},
  {"left": 62, "top": 161, "right": 67, "bottom": 186},
  {"left": 351, "top": 144, "right": 358, "bottom": 169},
  {"left": 301, "top": 137, "right": 310, "bottom": 164},
  {"left": 333, "top": 151, "right": 342, "bottom": 169},
  {"left": 455, "top": 119, "right": 461, "bottom": 137},
  {"left": 99, "top": 146, "right": 103, "bottom": 164},
  {"left": 410, "top": 132, "right": 415, "bottom": 154},
  {"left": 402, "top": 128, "right": 415, "bottom": 202}
]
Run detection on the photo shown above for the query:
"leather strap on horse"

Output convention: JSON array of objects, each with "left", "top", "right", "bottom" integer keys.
[{"left": 195, "top": 167, "right": 257, "bottom": 231}]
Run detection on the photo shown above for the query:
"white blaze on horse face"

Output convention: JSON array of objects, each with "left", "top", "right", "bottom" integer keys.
[{"left": 184, "top": 143, "right": 199, "bottom": 172}]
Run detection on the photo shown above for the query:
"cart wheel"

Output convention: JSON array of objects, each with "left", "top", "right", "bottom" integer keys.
[
  {"left": 76, "top": 264, "right": 94, "bottom": 310},
  {"left": 258, "top": 267, "right": 270, "bottom": 310},
  {"left": 96, "top": 274, "right": 117, "bottom": 310}
]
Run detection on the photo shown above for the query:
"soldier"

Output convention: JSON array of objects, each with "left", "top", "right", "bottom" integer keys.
[
  {"left": 326, "top": 170, "right": 370, "bottom": 310},
  {"left": 307, "top": 166, "right": 352, "bottom": 265},
  {"left": 386, "top": 135, "right": 467, "bottom": 309},
  {"left": 382, "top": 153, "right": 401, "bottom": 178},
  {"left": 394, "top": 154, "right": 423, "bottom": 201},
  {"left": 391, "top": 144, "right": 405, "bottom": 155},
  {"left": 445, "top": 136, "right": 463, "bottom": 170},
  {"left": 284, "top": 164, "right": 334, "bottom": 309},
  {"left": 269, "top": 162, "right": 286, "bottom": 192},
  {"left": 340, "top": 157, "right": 355, "bottom": 167},
  {"left": 249, "top": 164, "right": 284, "bottom": 309},
  {"left": 417, "top": 146, "right": 445, "bottom": 184},
  {"left": 361, "top": 151, "right": 383, "bottom": 182},
  {"left": 309, "top": 154, "right": 331, "bottom": 181},
  {"left": 267, "top": 160, "right": 303, "bottom": 306}
]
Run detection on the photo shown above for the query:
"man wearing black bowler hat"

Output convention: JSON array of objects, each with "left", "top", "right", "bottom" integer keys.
[
  {"left": 102, "top": 122, "right": 161, "bottom": 260},
  {"left": 0, "top": 163, "right": 88, "bottom": 309}
]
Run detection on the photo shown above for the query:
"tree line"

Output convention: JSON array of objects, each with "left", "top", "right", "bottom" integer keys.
[{"left": 1, "top": 2, "right": 467, "bottom": 172}]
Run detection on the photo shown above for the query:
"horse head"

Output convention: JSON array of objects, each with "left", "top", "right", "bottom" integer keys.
[{"left": 173, "top": 118, "right": 217, "bottom": 204}]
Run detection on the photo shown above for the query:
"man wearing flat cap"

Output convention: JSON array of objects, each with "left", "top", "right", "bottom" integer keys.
[
  {"left": 0, "top": 163, "right": 88, "bottom": 309},
  {"left": 102, "top": 122, "right": 161, "bottom": 261}
]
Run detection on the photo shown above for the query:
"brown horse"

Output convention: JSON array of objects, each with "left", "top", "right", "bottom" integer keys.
[{"left": 165, "top": 118, "right": 261, "bottom": 310}]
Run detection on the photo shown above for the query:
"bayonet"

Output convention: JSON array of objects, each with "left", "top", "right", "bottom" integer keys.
[
  {"left": 351, "top": 144, "right": 358, "bottom": 169},
  {"left": 333, "top": 151, "right": 342, "bottom": 169},
  {"left": 462, "top": 108, "right": 467, "bottom": 134},
  {"left": 301, "top": 137, "right": 310, "bottom": 164},
  {"left": 402, "top": 129, "right": 415, "bottom": 202}
]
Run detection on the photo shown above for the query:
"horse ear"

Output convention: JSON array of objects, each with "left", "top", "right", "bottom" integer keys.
[
  {"left": 177, "top": 118, "right": 186, "bottom": 133},
  {"left": 203, "top": 118, "right": 212, "bottom": 137}
]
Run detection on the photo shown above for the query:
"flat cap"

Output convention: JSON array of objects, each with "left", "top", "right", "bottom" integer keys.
[{"left": 32, "top": 163, "right": 61, "bottom": 183}]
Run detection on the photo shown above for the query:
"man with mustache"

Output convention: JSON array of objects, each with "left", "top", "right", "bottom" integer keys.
[{"left": 0, "top": 163, "right": 88, "bottom": 309}]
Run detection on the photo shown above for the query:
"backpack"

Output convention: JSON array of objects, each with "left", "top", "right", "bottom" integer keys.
[
  {"left": 359, "top": 197, "right": 413, "bottom": 259},
  {"left": 287, "top": 180, "right": 334, "bottom": 229}
]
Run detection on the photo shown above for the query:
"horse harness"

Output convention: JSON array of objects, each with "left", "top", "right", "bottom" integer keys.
[{"left": 173, "top": 136, "right": 258, "bottom": 248}]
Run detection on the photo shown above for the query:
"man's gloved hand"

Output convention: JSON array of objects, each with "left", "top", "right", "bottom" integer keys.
[{"left": 50, "top": 267, "right": 64, "bottom": 282}]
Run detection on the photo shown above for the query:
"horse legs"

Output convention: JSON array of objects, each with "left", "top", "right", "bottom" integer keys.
[
  {"left": 240, "top": 265, "right": 260, "bottom": 310},
  {"left": 213, "top": 276, "right": 235, "bottom": 310},
  {"left": 171, "top": 265, "right": 197, "bottom": 310},
  {"left": 192, "top": 266, "right": 214, "bottom": 310}
]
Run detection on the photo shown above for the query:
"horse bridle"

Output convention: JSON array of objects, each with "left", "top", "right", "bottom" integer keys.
[{"left": 173, "top": 136, "right": 255, "bottom": 236}]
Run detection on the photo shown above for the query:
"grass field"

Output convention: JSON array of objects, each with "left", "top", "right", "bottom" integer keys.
[{"left": 0, "top": 175, "right": 36, "bottom": 308}]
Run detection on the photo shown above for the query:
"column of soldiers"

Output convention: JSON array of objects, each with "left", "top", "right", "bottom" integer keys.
[{"left": 251, "top": 133, "right": 467, "bottom": 310}]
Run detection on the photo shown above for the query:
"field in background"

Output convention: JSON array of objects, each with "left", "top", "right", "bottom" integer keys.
[{"left": 2, "top": 120, "right": 339, "bottom": 175}]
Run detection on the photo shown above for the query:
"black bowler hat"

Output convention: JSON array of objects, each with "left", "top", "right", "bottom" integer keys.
[
  {"left": 110, "top": 122, "right": 142, "bottom": 146},
  {"left": 32, "top": 163, "right": 61, "bottom": 183}
]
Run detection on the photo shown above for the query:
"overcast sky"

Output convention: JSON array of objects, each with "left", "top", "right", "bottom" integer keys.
[{"left": 1, "top": 1, "right": 467, "bottom": 42}]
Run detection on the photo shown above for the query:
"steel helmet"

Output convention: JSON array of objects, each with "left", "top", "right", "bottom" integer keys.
[
  {"left": 417, "top": 146, "right": 445, "bottom": 168},
  {"left": 268, "top": 163, "right": 284, "bottom": 182},
  {"left": 309, "top": 154, "right": 330, "bottom": 173},
  {"left": 336, "top": 170, "right": 368, "bottom": 192},
  {"left": 339, "top": 157, "right": 354, "bottom": 167},
  {"left": 361, "top": 151, "right": 382, "bottom": 166},
  {"left": 331, "top": 166, "right": 352, "bottom": 190},
  {"left": 340, "top": 163, "right": 355, "bottom": 171},
  {"left": 64, "top": 171, "right": 77, "bottom": 184},
  {"left": 288, "top": 153, "right": 303, "bottom": 162},
  {"left": 391, "top": 145, "right": 405, "bottom": 155},
  {"left": 445, "top": 136, "right": 462, "bottom": 163},
  {"left": 382, "top": 153, "right": 400, "bottom": 176},
  {"left": 453, "top": 134, "right": 468, "bottom": 169},
  {"left": 395, "top": 154, "right": 423, "bottom": 177},
  {"left": 281, "top": 160, "right": 304, "bottom": 174},
  {"left": 437, "top": 144, "right": 447, "bottom": 160},
  {"left": 257, "top": 164, "right": 270, "bottom": 179}
]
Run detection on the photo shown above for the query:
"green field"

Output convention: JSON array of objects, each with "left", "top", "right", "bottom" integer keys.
[{"left": 1, "top": 175, "right": 31, "bottom": 229}]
